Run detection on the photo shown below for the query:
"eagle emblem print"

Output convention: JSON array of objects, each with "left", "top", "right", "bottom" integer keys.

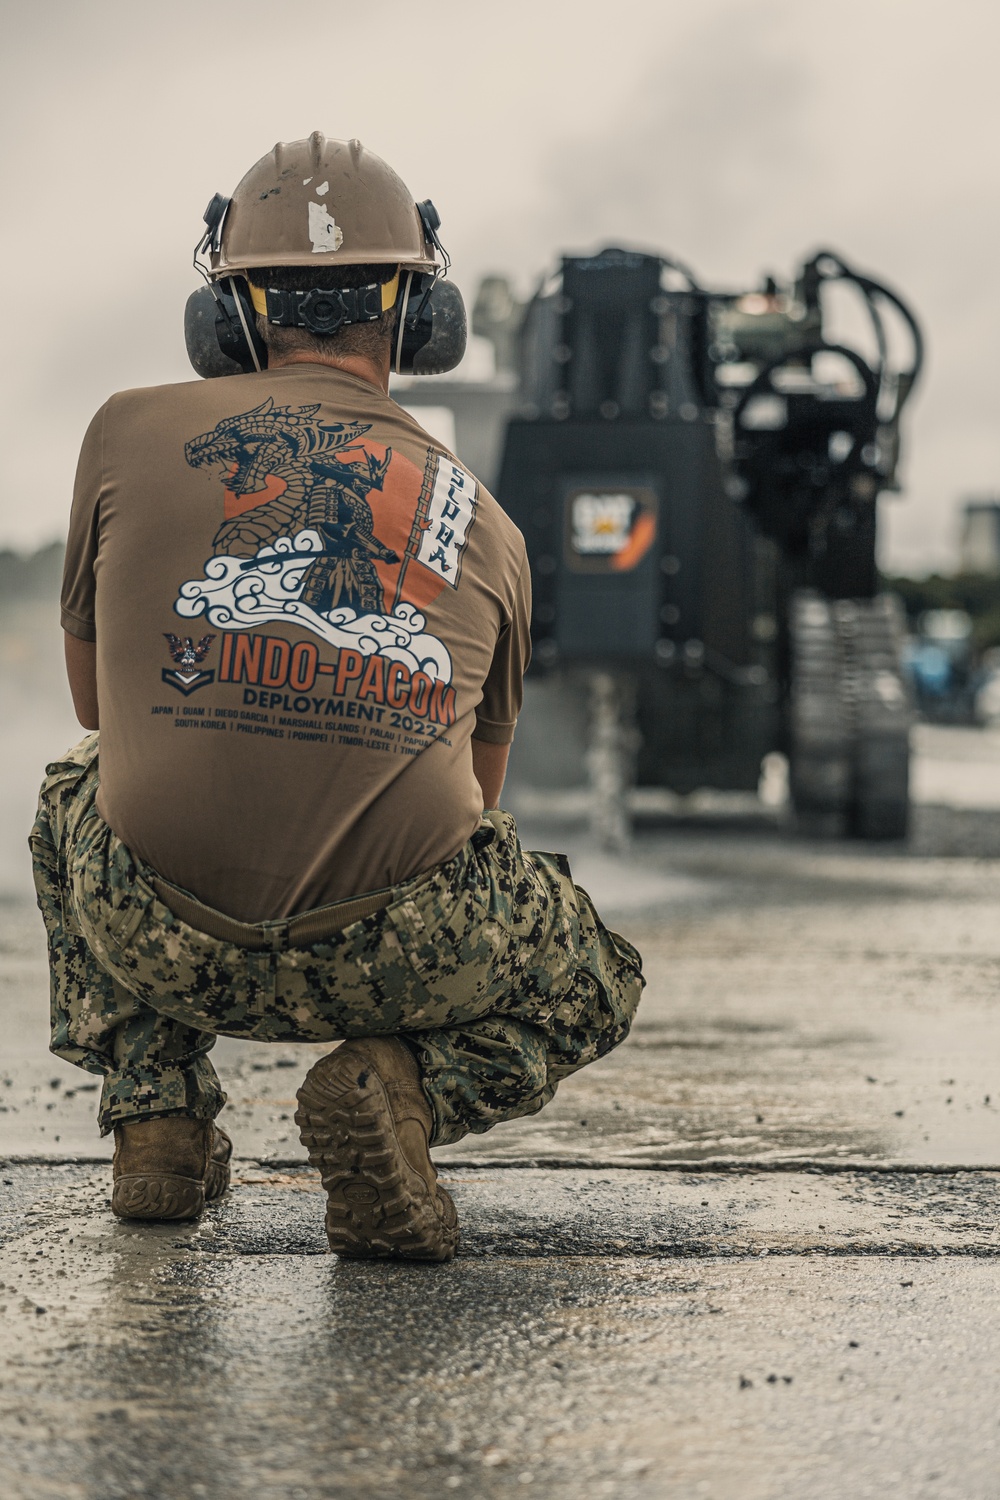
[
  {"left": 170, "top": 399, "right": 476, "bottom": 722},
  {"left": 162, "top": 633, "right": 216, "bottom": 695}
]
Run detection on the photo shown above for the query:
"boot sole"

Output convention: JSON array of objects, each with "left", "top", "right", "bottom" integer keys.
[
  {"left": 295, "top": 1052, "right": 458, "bottom": 1263},
  {"left": 111, "top": 1125, "right": 232, "bottom": 1221},
  {"left": 111, "top": 1173, "right": 206, "bottom": 1222}
]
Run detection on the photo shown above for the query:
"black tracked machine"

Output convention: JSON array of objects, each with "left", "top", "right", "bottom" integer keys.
[{"left": 399, "top": 247, "right": 923, "bottom": 844}]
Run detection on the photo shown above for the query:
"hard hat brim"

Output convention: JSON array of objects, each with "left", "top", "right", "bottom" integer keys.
[{"left": 211, "top": 249, "right": 439, "bottom": 277}]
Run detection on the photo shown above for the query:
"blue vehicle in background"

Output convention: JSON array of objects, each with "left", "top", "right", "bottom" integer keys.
[{"left": 903, "top": 610, "right": 975, "bottom": 722}]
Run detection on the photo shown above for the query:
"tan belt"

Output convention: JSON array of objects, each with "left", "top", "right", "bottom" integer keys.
[{"left": 150, "top": 876, "right": 395, "bottom": 952}]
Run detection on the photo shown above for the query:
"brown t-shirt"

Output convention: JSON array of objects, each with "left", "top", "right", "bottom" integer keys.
[{"left": 62, "top": 364, "right": 530, "bottom": 922}]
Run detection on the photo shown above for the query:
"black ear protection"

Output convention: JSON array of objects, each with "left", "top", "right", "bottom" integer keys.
[
  {"left": 185, "top": 194, "right": 268, "bottom": 378},
  {"left": 185, "top": 194, "right": 467, "bottom": 380},
  {"left": 184, "top": 277, "right": 268, "bottom": 378}
]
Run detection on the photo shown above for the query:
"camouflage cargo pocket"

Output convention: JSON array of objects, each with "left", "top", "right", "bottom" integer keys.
[
  {"left": 384, "top": 861, "right": 509, "bottom": 1017},
  {"left": 574, "top": 883, "right": 645, "bottom": 1034},
  {"left": 28, "top": 828, "right": 62, "bottom": 938},
  {"left": 29, "top": 739, "right": 99, "bottom": 940}
]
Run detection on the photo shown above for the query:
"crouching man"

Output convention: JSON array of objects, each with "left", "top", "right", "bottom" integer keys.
[{"left": 31, "top": 134, "right": 643, "bottom": 1262}]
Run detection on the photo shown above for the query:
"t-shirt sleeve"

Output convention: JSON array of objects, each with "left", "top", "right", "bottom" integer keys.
[
  {"left": 473, "top": 547, "right": 532, "bottom": 745},
  {"left": 60, "top": 403, "right": 107, "bottom": 642}
]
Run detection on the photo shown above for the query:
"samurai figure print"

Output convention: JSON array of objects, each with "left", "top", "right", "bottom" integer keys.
[{"left": 174, "top": 399, "right": 478, "bottom": 684}]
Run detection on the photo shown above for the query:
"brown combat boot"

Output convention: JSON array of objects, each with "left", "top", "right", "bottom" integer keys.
[
  {"left": 111, "top": 1117, "right": 233, "bottom": 1222},
  {"left": 295, "top": 1038, "right": 458, "bottom": 1263}
]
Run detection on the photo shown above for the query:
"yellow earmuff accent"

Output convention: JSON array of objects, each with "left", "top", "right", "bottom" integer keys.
[
  {"left": 381, "top": 271, "right": 400, "bottom": 311},
  {"left": 246, "top": 272, "right": 398, "bottom": 320}
]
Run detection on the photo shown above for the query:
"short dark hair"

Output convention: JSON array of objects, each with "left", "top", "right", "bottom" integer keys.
[{"left": 249, "top": 262, "right": 399, "bottom": 361}]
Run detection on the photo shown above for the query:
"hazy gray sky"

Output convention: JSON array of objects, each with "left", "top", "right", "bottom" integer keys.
[{"left": 1, "top": 0, "right": 996, "bottom": 572}]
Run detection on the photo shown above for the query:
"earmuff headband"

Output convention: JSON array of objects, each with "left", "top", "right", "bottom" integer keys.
[
  {"left": 394, "top": 271, "right": 415, "bottom": 374},
  {"left": 247, "top": 272, "right": 401, "bottom": 336},
  {"left": 225, "top": 277, "right": 263, "bottom": 373}
]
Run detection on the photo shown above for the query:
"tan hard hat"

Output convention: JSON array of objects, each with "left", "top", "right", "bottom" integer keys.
[{"left": 210, "top": 132, "right": 439, "bottom": 277}]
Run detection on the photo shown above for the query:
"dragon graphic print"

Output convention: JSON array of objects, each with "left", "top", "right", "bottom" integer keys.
[{"left": 174, "top": 399, "right": 478, "bottom": 690}]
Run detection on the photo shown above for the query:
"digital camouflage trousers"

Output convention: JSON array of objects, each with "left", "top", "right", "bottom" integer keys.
[{"left": 30, "top": 735, "right": 644, "bottom": 1145}]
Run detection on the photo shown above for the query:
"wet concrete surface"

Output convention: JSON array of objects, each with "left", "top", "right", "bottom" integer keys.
[
  {"left": 4, "top": 609, "right": 1000, "bottom": 1496},
  {"left": 2, "top": 1163, "right": 1000, "bottom": 1499},
  {"left": 7, "top": 1164, "right": 995, "bottom": 1260}
]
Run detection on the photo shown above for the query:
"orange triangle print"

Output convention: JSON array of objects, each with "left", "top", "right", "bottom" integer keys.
[{"left": 368, "top": 447, "right": 448, "bottom": 611}]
